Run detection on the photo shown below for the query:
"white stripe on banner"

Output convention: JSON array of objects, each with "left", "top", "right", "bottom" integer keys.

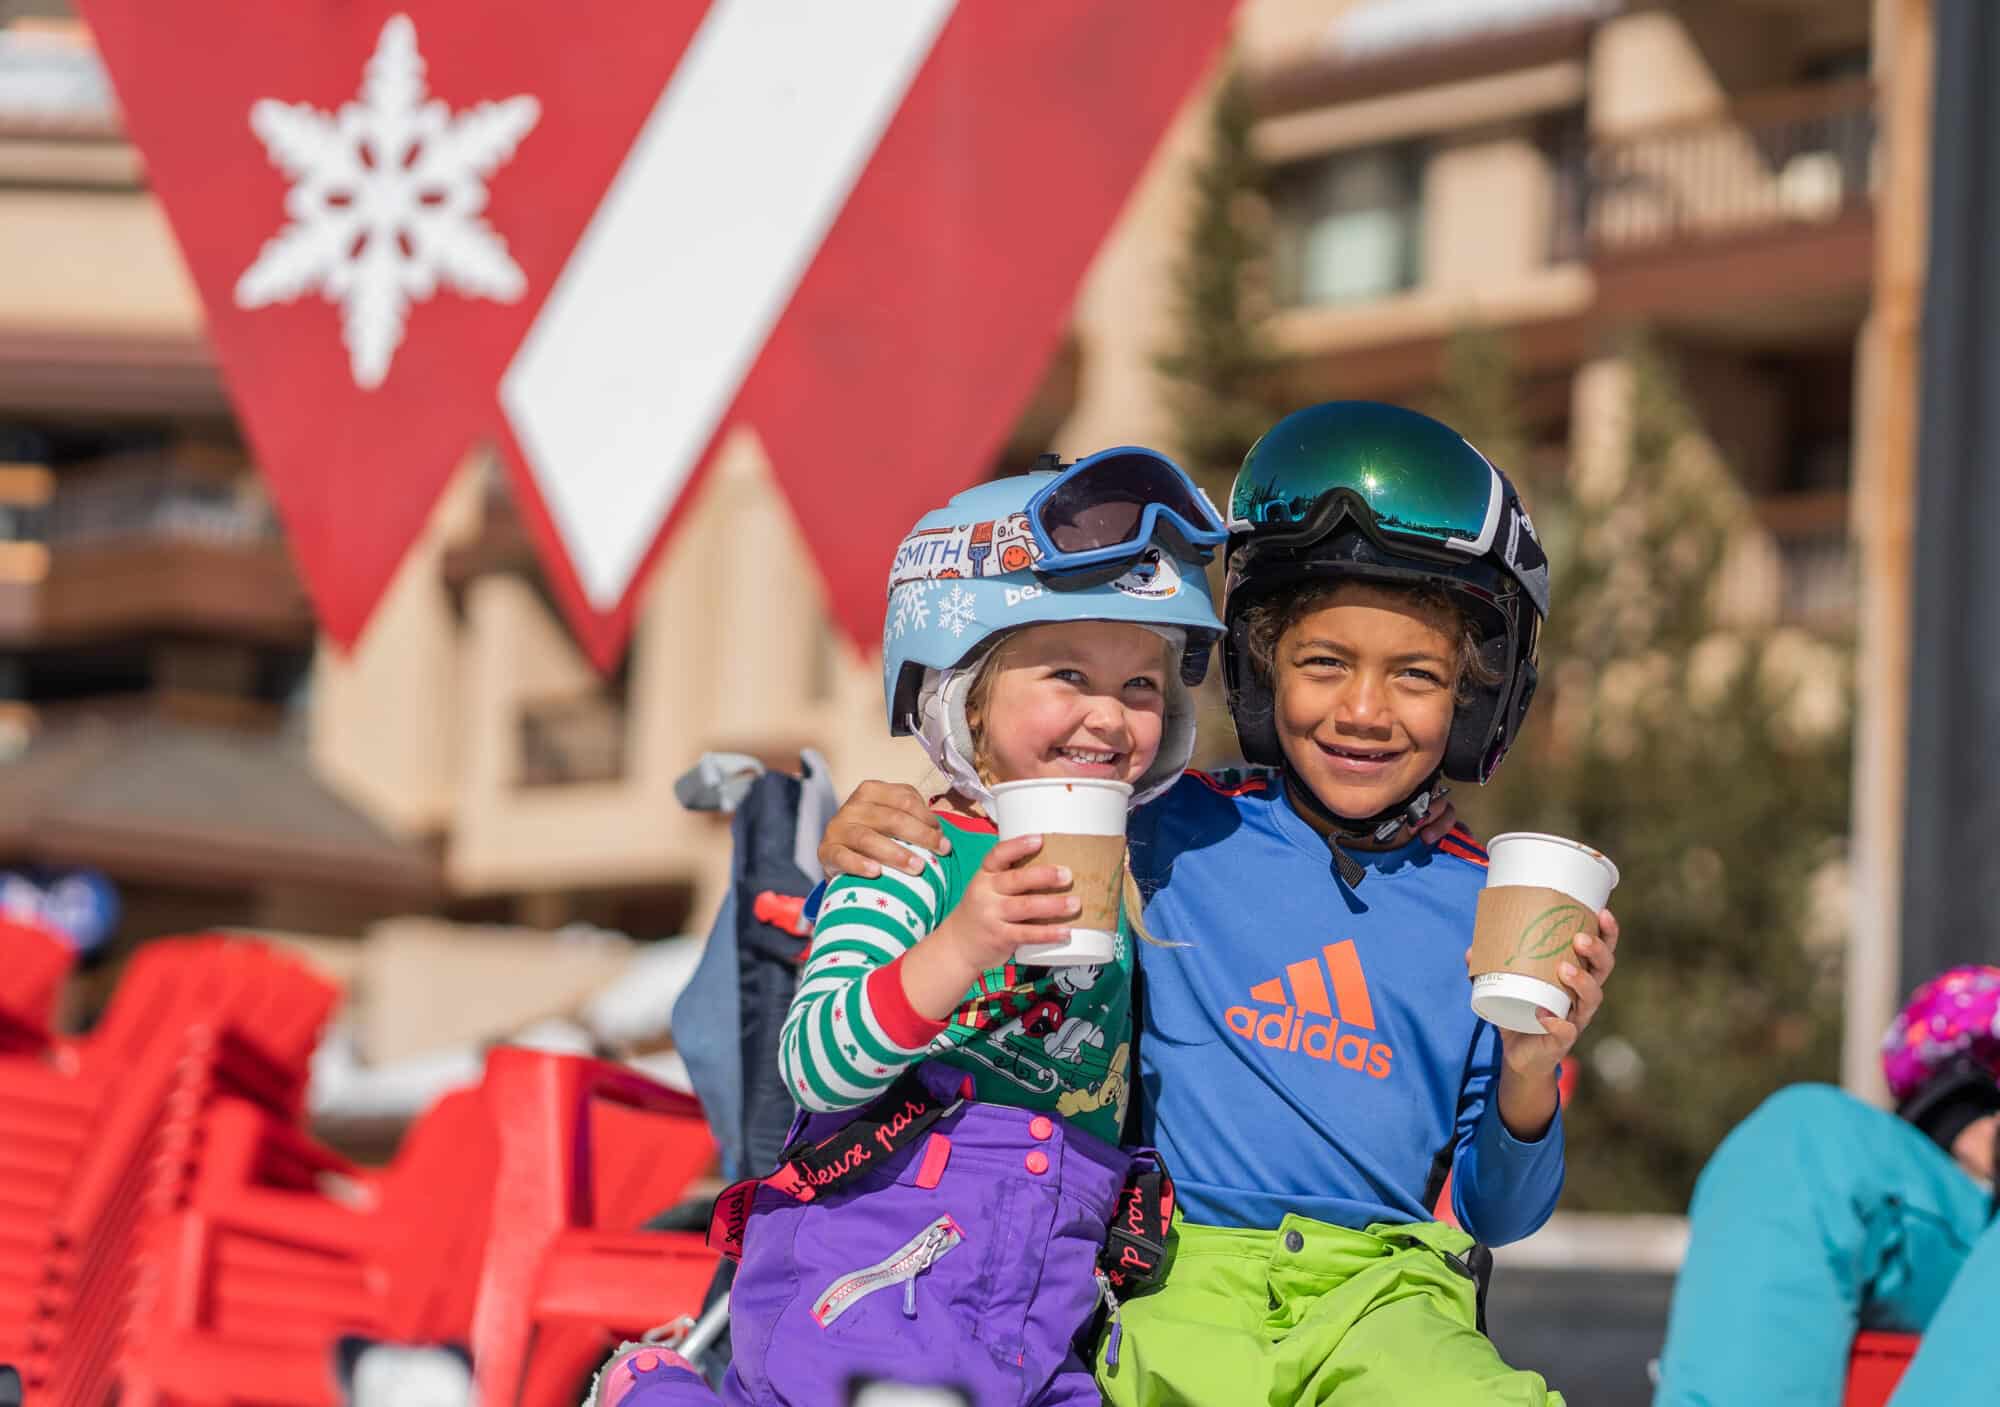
[{"left": 499, "top": 0, "right": 957, "bottom": 609}]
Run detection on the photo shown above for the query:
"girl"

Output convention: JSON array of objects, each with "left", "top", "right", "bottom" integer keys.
[
  {"left": 1655, "top": 966, "right": 2000, "bottom": 1407},
  {"left": 599, "top": 449, "right": 1227, "bottom": 1407}
]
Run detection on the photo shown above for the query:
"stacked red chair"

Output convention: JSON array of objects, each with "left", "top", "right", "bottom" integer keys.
[
  {"left": 467, "top": 1047, "right": 719, "bottom": 1407},
  {"left": 0, "top": 929, "right": 339, "bottom": 1407},
  {"left": 0, "top": 920, "right": 80, "bottom": 1376},
  {"left": 0, "top": 925, "right": 720, "bottom": 1407},
  {"left": 117, "top": 1086, "right": 501, "bottom": 1407}
]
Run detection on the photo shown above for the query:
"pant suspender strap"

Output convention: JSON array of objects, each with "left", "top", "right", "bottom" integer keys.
[
  {"left": 708, "top": 1073, "right": 961, "bottom": 1259},
  {"left": 1099, "top": 1151, "right": 1175, "bottom": 1296}
]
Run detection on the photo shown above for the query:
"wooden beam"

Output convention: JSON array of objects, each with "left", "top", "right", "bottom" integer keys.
[{"left": 1844, "top": 0, "right": 1931, "bottom": 1100}]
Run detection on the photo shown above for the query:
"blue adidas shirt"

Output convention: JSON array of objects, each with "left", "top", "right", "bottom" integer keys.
[{"left": 1130, "top": 770, "right": 1564, "bottom": 1244}]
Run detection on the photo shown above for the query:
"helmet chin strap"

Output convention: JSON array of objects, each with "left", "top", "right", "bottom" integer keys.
[{"left": 1279, "top": 763, "right": 1447, "bottom": 889}]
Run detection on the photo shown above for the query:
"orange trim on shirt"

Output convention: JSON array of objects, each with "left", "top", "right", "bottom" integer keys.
[
  {"left": 1439, "top": 834, "right": 1489, "bottom": 868},
  {"left": 1446, "top": 825, "right": 1487, "bottom": 857},
  {"left": 1187, "top": 768, "right": 1272, "bottom": 798}
]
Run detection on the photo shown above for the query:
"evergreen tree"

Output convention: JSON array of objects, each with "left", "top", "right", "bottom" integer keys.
[
  {"left": 1155, "top": 60, "right": 1285, "bottom": 764},
  {"left": 1152, "top": 83, "right": 1852, "bottom": 1208},
  {"left": 1450, "top": 330, "right": 1853, "bottom": 1211},
  {"left": 1155, "top": 62, "right": 1283, "bottom": 492},
  {"left": 1430, "top": 324, "right": 1531, "bottom": 488}
]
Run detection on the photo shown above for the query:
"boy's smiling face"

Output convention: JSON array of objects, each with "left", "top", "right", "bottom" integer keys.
[{"left": 1272, "top": 584, "right": 1459, "bottom": 823}]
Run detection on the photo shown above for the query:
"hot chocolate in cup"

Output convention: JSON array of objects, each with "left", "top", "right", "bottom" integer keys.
[
  {"left": 987, "top": 778, "right": 1130, "bottom": 966},
  {"left": 1469, "top": 832, "right": 1620, "bottom": 1034}
]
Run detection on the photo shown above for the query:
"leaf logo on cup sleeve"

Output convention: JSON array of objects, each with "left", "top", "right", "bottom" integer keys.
[{"left": 1506, "top": 903, "right": 1592, "bottom": 967}]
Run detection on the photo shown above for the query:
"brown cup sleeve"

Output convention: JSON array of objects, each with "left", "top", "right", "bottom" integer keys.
[
  {"left": 1015, "top": 832, "right": 1125, "bottom": 933},
  {"left": 1468, "top": 884, "right": 1600, "bottom": 988}
]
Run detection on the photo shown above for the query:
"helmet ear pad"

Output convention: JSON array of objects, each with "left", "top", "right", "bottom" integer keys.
[
  {"left": 1442, "top": 634, "right": 1506, "bottom": 783},
  {"left": 1222, "top": 612, "right": 1284, "bottom": 768},
  {"left": 1487, "top": 655, "right": 1538, "bottom": 780}
]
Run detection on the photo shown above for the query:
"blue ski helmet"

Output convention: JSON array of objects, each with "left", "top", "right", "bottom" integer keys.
[{"left": 883, "top": 452, "right": 1226, "bottom": 805}]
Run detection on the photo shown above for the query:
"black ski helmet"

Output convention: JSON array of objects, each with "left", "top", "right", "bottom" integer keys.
[{"left": 1222, "top": 401, "right": 1548, "bottom": 785}]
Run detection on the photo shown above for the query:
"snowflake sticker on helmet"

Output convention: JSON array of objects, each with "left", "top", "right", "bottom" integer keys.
[{"left": 935, "top": 585, "right": 979, "bottom": 639}]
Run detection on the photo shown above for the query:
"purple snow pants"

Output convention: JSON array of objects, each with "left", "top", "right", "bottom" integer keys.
[{"left": 645, "top": 1063, "right": 1130, "bottom": 1407}]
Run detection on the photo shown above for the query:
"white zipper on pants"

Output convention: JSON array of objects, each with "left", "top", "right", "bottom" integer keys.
[{"left": 812, "top": 1215, "right": 965, "bottom": 1327}]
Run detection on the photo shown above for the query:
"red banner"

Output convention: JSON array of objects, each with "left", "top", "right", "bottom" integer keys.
[{"left": 78, "top": 1, "right": 1236, "bottom": 664}]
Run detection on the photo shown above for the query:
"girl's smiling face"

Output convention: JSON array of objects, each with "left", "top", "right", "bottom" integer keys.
[
  {"left": 1270, "top": 584, "right": 1460, "bottom": 822},
  {"left": 969, "top": 620, "right": 1169, "bottom": 789}
]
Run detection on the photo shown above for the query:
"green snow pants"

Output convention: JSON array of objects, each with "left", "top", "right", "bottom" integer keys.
[{"left": 1094, "top": 1213, "right": 1563, "bottom": 1406}]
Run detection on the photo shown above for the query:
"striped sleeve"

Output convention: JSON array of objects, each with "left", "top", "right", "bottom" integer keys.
[{"left": 778, "top": 843, "right": 954, "bottom": 1112}]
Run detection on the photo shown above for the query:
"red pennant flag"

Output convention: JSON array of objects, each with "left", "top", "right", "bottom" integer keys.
[
  {"left": 76, "top": 0, "right": 707, "bottom": 645},
  {"left": 495, "top": 1, "right": 1239, "bottom": 666},
  {"left": 743, "top": 4, "right": 1240, "bottom": 653},
  {"left": 81, "top": 1, "right": 1237, "bottom": 664}
]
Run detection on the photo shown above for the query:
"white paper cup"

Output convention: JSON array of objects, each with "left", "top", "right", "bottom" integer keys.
[
  {"left": 1484, "top": 832, "right": 1620, "bottom": 910},
  {"left": 1471, "top": 972, "right": 1575, "bottom": 1034},
  {"left": 1470, "top": 833, "right": 1619, "bottom": 1034},
  {"left": 989, "top": 777, "right": 1132, "bottom": 838},
  {"left": 988, "top": 778, "right": 1130, "bottom": 966}
]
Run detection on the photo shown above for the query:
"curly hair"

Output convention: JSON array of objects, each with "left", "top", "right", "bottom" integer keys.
[{"left": 1237, "top": 580, "right": 1500, "bottom": 703}]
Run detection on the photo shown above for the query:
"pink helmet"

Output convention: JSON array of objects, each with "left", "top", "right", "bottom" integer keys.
[{"left": 1880, "top": 965, "right": 2000, "bottom": 1106}]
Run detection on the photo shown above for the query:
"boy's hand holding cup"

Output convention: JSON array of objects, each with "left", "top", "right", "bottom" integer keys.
[
  {"left": 989, "top": 778, "right": 1128, "bottom": 966},
  {"left": 1468, "top": 833, "right": 1619, "bottom": 1035}
]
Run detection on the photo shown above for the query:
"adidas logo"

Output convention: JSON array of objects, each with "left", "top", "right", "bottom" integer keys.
[{"left": 1223, "top": 940, "right": 1394, "bottom": 1079}]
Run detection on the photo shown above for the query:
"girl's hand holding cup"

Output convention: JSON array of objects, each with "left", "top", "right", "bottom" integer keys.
[{"left": 936, "top": 834, "right": 1078, "bottom": 971}]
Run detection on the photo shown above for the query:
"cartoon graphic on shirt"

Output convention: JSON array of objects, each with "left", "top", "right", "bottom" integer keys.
[
  {"left": 1057, "top": 1041, "right": 1131, "bottom": 1124},
  {"left": 945, "top": 964, "right": 1120, "bottom": 1099}
]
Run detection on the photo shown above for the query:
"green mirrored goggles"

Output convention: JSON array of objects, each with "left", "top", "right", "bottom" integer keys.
[{"left": 1227, "top": 402, "right": 1503, "bottom": 558}]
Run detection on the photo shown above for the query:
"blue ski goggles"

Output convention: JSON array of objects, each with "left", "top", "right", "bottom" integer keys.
[{"left": 1024, "top": 446, "right": 1227, "bottom": 575}]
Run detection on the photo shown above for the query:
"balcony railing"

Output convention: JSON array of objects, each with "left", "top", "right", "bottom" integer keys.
[
  {"left": 35, "top": 458, "right": 281, "bottom": 549},
  {"left": 1556, "top": 79, "right": 1877, "bottom": 260},
  {"left": 0, "top": 455, "right": 305, "bottom": 643}
]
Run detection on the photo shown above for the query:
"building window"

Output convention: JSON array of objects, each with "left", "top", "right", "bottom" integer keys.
[
  {"left": 1270, "top": 144, "right": 1424, "bottom": 308},
  {"left": 517, "top": 693, "right": 628, "bottom": 787}
]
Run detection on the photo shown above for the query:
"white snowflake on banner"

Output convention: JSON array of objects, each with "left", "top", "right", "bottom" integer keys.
[
  {"left": 937, "top": 584, "right": 978, "bottom": 638},
  {"left": 888, "top": 582, "right": 931, "bottom": 640},
  {"left": 233, "top": 14, "right": 540, "bottom": 389}
]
